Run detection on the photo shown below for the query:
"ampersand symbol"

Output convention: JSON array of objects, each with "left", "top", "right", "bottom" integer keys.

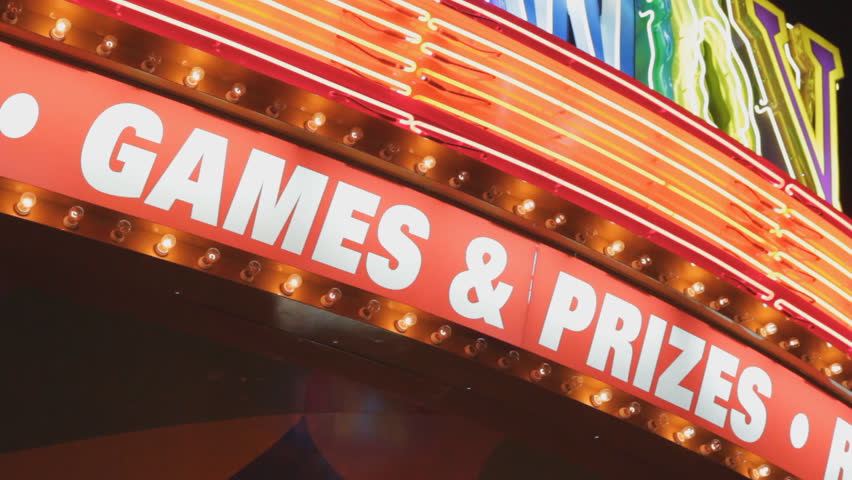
[{"left": 449, "top": 237, "right": 514, "bottom": 328}]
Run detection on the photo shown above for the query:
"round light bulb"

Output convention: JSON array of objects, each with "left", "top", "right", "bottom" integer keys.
[
  {"left": 395, "top": 312, "right": 417, "bottom": 332},
  {"left": 560, "top": 375, "right": 584, "bottom": 394},
  {"left": 464, "top": 337, "right": 488, "bottom": 357},
  {"left": 305, "top": 112, "right": 326, "bottom": 132},
  {"left": 618, "top": 401, "right": 641, "bottom": 418},
  {"left": 449, "top": 171, "right": 470, "bottom": 188},
  {"left": 154, "top": 234, "right": 176, "bottom": 256},
  {"left": 825, "top": 363, "right": 844, "bottom": 376},
  {"left": 14, "top": 192, "right": 37, "bottom": 216},
  {"left": 50, "top": 18, "right": 71, "bottom": 41},
  {"left": 2, "top": 2, "right": 22, "bottom": 25},
  {"left": 343, "top": 127, "right": 363, "bottom": 145},
  {"left": 545, "top": 213, "right": 567, "bottom": 230},
  {"left": 320, "top": 287, "right": 342, "bottom": 307},
  {"left": 750, "top": 465, "right": 771, "bottom": 479},
  {"left": 529, "top": 362, "right": 551, "bottom": 382},
  {"left": 685, "top": 281, "right": 706, "bottom": 297},
  {"left": 240, "top": 260, "right": 262, "bottom": 282},
  {"left": 514, "top": 199, "right": 536, "bottom": 216},
  {"left": 96, "top": 35, "right": 117, "bottom": 56},
  {"left": 140, "top": 53, "right": 162, "bottom": 73},
  {"left": 62, "top": 206, "right": 85, "bottom": 229},
  {"left": 675, "top": 425, "right": 696, "bottom": 443},
  {"left": 379, "top": 143, "right": 400, "bottom": 160},
  {"left": 758, "top": 322, "right": 778, "bottom": 337},
  {"left": 110, "top": 219, "right": 132, "bottom": 243},
  {"left": 265, "top": 100, "right": 285, "bottom": 118},
  {"left": 197, "top": 247, "right": 221, "bottom": 270},
  {"left": 631, "top": 255, "right": 653, "bottom": 270},
  {"left": 225, "top": 82, "right": 246, "bottom": 103},
  {"left": 415, "top": 155, "right": 436, "bottom": 175},
  {"left": 710, "top": 296, "right": 730, "bottom": 310},
  {"left": 430, "top": 324, "right": 452, "bottom": 344},
  {"left": 779, "top": 337, "right": 800, "bottom": 350},
  {"left": 591, "top": 388, "right": 613, "bottom": 407},
  {"left": 359, "top": 299, "right": 381, "bottom": 319},
  {"left": 184, "top": 66, "right": 205, "bottom": 88},
  {"left": 497, "top": 350, "right": 520, "bottom": 369},
  {"left": 700, "top": 439, "right": 723, "bottom": 455},
  {"left": 280, "top": 273, "right": 303, "bottom": 295},
  {"left": 605, "top": 240, "right": 625, "bottom": 256}
]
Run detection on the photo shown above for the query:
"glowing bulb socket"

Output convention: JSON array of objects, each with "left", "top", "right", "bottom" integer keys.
[
  {"left": 824, "top": 363, "right": 843, "bottom": 376},
  {"left": 415, "top": 155, "right": 436, "bottom": 175},
  {"left": 154, "top": 234, "right": 176, "bottom": 257},
  {"left": 482, "top": 186, "right": 500, "bottom": 203},
  {"left": 749, "top": 465, "right": 771, "bottom": 479},
  {"left": 395, "top": 312, "right": 417, "bottom": 333},
  {"left": 449, "top": 171, "right": 469, "bottom": 188},
  {"left": 320, "top": 287, "right": 342, "bottom": 308},
  {"left": 359, "top": 299, "right": 381, "bottom": 319},
  {"left": 240, "top": 260, "right": 262, "bottom": 282},
  {"left": 590, "top": 388, "right": 613, "bottom": 407},
  {"left": 225, "top": 83, "right": 246, "bottom": 103},
  {"left": 529, "top": 362, "right": 551, "bottom": 383},
  {"left": 560, "top": 376, "right": 583, "bottom": 394},
  {"left": 430, "top": 325, "right": 452, "bottom": 345},
  {"left": 604, "top": 240, "right": 625, "bottom": 257},
  {"left": 709, "top": 296, "right": 730, "bottom": 310},
  {"left": 62, "top": 206, "right": 85, "bottom": 229},
  {"left": 779, "top": 337, "right": 800, "bottom": 350},
  {"left": 184, "top": 66, "right": 205, "bottom": 88},
  {"left": 197, "top": 247, "right": 221, "bottom": 270},
  {"left": 631, "top": 255, "right": 652, "bottom": 270},
  {"left": 379, "top": 143, "right": 400, "bottom": 161},
  {"left": 685, "top": 282, "right": 706, "bottom": 297},
  {"left": 265, "top": 100, "right": 285, "bottom": 118},
  {"left": 343, "top": 127, "right": 363, "bottom": 145},
  {"left": 513, "top": 199, "right": 535, "bottom": 216},
  {"left": 758, "top": 322, "right": 778, "bottom": 337},
  {"left": 2, "top": 2, "right": 22, "bottom": 24},
  {"left": 304, "top": 112, "right": 326, "bottom": 132},
  {"left": 464, "top": 338, "right": 487, "bottom": 357},
  {"left": 50, "top": 18, "right": 71, "bottom": 41},
  {"left": 140, "top": 53, "right": 162, "bottom": 73},
  {"left": 674, "top": 425, "right": 696, "bottom": 443},
  {"left": 110, "top": 219, "right": 132, "bottom": 243},
  {"left": 700, "top": 439, "right": 723, "bottom": 455},
  {"left": 96, "top": 35, "right": 117, "bottom": 57},
  {"left": 280, "top": 273, "right": 303, "bottom": 296},
  {"left": 14, "top": 192, "right": 36, "bottom": 216},
  {"left": 545, "top": 213, "right": 566, "bottom": 230}
]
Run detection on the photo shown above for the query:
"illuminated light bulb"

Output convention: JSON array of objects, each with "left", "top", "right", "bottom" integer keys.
[
  {"left": 513, "top": 199, "right": 535, "bottom": 216},
  {"left": 197, "top": 247, "right": 220, "bottom": 270},
  {"left": 62, "top": 206, "right": 84, "bottom": 229},
  {"left": 590, "top": 388, "right": 613, "bottom": 407},
  {"left": 225, "top": 82, "right": 246, "bottom": 103},
  {"left": 358, "top": 299, "right": 381, "bottom": 320},
  {"left": 481, "top": 185, "right": 500, "bottom": 203},
  {"left": 448, "top": 171, "right": 470, "bottom": 189},
  {"left": 96, "top": 35, "right": 117, "bottom": 57},
  {"left": 280, "top": 273, "right": 303, "bottom": 296},
  {"left": 395, "top": 312, "right": 417, "bottom": 333},
  {"left": 154, "top": 234, "right": 176, "bottom": 257},
  {"left": 758, "top": 322, "right": 778, "bottom": 337},
  {"left": 379, "top": 143, "right": 400, "bottom": 161},
  {"left": 631, "top": 255, "right": 652, "bottom": 270},
  {"left": 529, "top": 362, "right": 551, "bottom": 383},
  {"left": 560, "top": 375, "right": 583, "bottom": 394},
  {"left": 685, "top": 281, "right": 706, "bottom": 297},
  {"left": 265, "top": 99, "right": 285, "bottom": 118},
  {"left": 646, "top": 413, "right": 670, "bottom": 432},
  {"left": 749, "top": 464, "right": 771, "bottom": 479},
  {"left": 304, "top": 112, "right": 326, "bottom": 132},
  {"left": 464, "top": 337, "right": 487, "bottom": 357},
  {"left": 779, "top": 337, "right": 801, "bottom": 350},
  {"left": 709, "top": 296, "right": 730, "bottom": 310},
  {"left": 545, "top": 213, "right": 567, "bottom": 230},
  {"left": 183, "top": 66, "right": 205, "bottom": 88},
  {"left": 674, "top": 425, "right": 696, "bottom": 443},
  {"left": 110, "top": 219, "right": 132, "bottom": 243},
  {"left": 140, "top": 53, "right": 162, "bottom": 73},
  {"left": 2, "top": 1, "right": 22, "bottom": 24},
  {"left": 49, "top": 18, "right": 71, "bottom": 41},
  {"left": 824, "top": 363, "right": 844, "bottom": 376},
  {"left": 13, "top": 192, "right": 36, "bottom": 216},
  {"left": 320, "top": 287, "right": 342, "bottom": 308},
  {"left": 415, "top": 155, "right": 436, "bottom": 175},
  {"left": 618, "top": 401, "right": 641, "bottom": 418},
  {"left": 430, "top": 324, "right": 452, "bottom": 344},
  {"left": 240, "top": 260, "right": 262, "bottom": 282},
  {"left": 604, "top": 240, "right": 625, "bottom": 257},
  {"left": 343, "top": 127, "right": 363, "bottom": 145},
  {"left": 700, "top": 439, "right": 723, "bottom": 455},
  {"left": 497, "top": 350, "right": 519, "bottom": 369}
]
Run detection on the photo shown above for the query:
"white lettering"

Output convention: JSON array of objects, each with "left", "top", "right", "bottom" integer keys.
[
  {"left": 825, "top": 417, "right": 852, "bottom": 480},
  {"left": 632, "top": 314, "right": 668, "bottom": 392},
  {"left": 366, "top": 205, "right": 429, "bottom": 290},
  {"left": 312, "top": 182, "right": 379, "bottom": 274},
  {"left": 730, "top": 366, "right": 772, "bottom": 443},
  {"left": 586, "top": 293, "right": 642, "bottom": 382},
  {"left": 539, "top": 272, "right": 598, "bottom": 351},
  {"left": 695, "top": 346, "right": 739, "bottom": 428},
  {"left": 654, "top": 326, "right": 706, "bottom": 411}
]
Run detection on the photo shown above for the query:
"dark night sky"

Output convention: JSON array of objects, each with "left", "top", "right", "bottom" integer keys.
[{"left": 770, "top": 0, "right": 852, "bottom": 213}]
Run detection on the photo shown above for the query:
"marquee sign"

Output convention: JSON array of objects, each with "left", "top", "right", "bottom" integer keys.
[{"left": 1, "top": 42, "right": 850, "bottom": 479}]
